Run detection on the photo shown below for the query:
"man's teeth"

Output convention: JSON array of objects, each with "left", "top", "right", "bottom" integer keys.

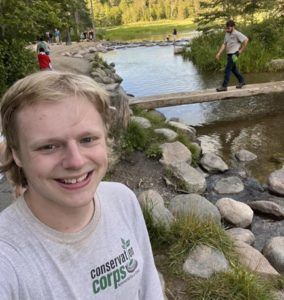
[{"left": 62, "top": 173, "right": 88, "bottom": 184}]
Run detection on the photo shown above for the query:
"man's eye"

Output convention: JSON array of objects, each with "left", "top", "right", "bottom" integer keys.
[
  {"left": 81, "top": 137, "right": 95, "bottom": 144},
  {"left": 39, "top": 144, "right": 58, "bottom": 151}
]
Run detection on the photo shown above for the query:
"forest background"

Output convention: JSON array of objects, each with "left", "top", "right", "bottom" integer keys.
[{"left": 0, "top": 0, "right": 283, "bottom": 95}]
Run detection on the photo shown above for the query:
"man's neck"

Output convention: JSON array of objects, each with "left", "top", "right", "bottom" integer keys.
[{"left": 24, "top": 191, "right": 95, "bottom": 233}]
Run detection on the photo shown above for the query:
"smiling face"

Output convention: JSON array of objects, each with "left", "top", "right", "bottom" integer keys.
[{"left": 12, "top": 96, "right": 108, "bottom": 214}]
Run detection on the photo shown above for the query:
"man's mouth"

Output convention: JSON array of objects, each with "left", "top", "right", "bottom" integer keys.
[{"left": 56, "top": 171, "right": 93, "bottom": 188}]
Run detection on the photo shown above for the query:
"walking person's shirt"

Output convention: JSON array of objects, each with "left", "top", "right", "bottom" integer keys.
[
  {"left": 224, "top": 30, "right": 248, "bottom": 54},
  {"left": 0, "top": 182, "right": 163, "bottom": 299}
]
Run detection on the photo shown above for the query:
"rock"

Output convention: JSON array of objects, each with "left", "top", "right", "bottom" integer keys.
[
  {"left": 174, "top": 47, "right": 184, "bottom": 54},
  {"left": 235, "top": 241, "right": 279, "bottom": 275},
  {"left": 147, "top": 110, "right": 166, "bottom": 121},
  {"left": 169, "top": 194, "right": 221, "bottom": 223},
  {"left": 269, "top": 59, "right": 284, "bottom": 71},
  {"left": 167, "top": 121, "right": 196, "bottom": 141},
  {"left": 138, "top": 190, "right": 174, "bottom": 228},
  {"left": 62, "top": 52, "right": 71, "bottom": 57},
  {"left": 88, "top": 47, "right": 97, "bottom": 53},
  {"left": 248, "top": 200, "right": 284, "bottom": 218},
  {"left": 160, "top": 142, "right": 192, "bottom": 166},
  {"left": 268, "top": 168, "right": 284, "bottom": 196},
  {"left": 165, "top": 162, "right": 206, "bottom": 194},
  {"left": 130, "top": 116, "right": 151, "bottom": 128},
  {"left": 235, "top": 149, "right": 257, "bottom": 162},
  {"left": 214, "top": 176, "right": 244, "bottom": 194},
  {"left": 216, "top": 198, "right": 253, "bottom": 228},
  {"left": 200, "top": 152, "right": 228, "bottom": 173},
  {"left": 226, "top": 228, "right": 255, "bottom": 245},
  {"left": 183, "top": 245, "right": 230, "bottom": 278},
  {"left": 262, "top": 237, "right": 284, "bottom": 274},
  {"left": 154, "top": 128, "right": 178, "bottom": 141},
  {"left": 73, "top": 54, "right": 84, "bottom": 58}
]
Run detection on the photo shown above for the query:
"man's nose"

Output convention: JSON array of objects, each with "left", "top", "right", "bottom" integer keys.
[{"left": 62, "top": 142, "right": 84, "bottom": 169}]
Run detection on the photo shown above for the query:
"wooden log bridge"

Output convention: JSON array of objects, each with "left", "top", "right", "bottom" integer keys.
[{"left": 129, "top": 81, "right": 284, "bottom": 109}]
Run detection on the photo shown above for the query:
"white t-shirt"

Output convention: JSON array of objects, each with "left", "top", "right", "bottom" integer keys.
[
  {"left": 0, "top": 182, "right": 163, "bottom": 299},
  {"left": 224, "top": 29, "right": 248, "bottom": 54}
]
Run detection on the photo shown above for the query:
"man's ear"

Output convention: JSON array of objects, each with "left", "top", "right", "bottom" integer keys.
[{"left": 11, "top": 149, "right": 23, "bottom": 168}]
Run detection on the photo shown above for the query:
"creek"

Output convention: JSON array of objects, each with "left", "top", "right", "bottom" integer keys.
[{"left": 101, "top": 44, "right": 284, "bottom": 184}]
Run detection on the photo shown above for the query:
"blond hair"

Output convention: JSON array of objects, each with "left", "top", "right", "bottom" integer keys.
[{"left": 0, "top": 71, "right": 112, "bottom": 187}]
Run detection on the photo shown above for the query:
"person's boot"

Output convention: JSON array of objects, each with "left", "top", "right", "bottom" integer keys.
[
  {"left": 216, "top": 86, "right": 227, "bottom": 92},
  {"left": 236, "top": 82, "right": 245, "bottom": 89}
]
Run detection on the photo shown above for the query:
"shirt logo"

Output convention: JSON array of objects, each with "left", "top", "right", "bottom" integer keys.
[{"left": 90, "top": 238, "right": 139, "bottom": 295}]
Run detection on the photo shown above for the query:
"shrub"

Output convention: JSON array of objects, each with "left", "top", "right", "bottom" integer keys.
[{"left": 0, "top": 40, "right": 37, "bottom": 96}]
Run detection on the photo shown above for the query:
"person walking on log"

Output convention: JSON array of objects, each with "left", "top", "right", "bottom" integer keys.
[{"left": 216, "top": 20, "right": 249, "bottom": 92}]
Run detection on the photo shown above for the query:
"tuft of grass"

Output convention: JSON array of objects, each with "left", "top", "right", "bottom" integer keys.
[
  {"left": 142, "top": 204, "right": 171, "bottom": 251},
  {"left": 120, "top": 120, "right": 150, "bottom": 152},
  {"left": 186, "top": 266, "right": 278, "bottom": 300},
  {"left": 167, "top": 214, "right": 237, "bottom": 273},
  {"left": 145, "top": 143, "right": 163, "bottom": 159}
]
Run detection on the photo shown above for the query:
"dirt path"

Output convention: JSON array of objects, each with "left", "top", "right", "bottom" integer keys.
[{"left": 49, "top": 41, "right": 96, "bottom": 75}]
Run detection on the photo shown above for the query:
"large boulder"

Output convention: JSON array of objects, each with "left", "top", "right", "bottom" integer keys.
[
  {"left": 214, "top": 176, "right": 244, "bottom": 194},
  {"left": 262, "top": 237, "right": 284, "bottom": 274},
  {"left": 167, "top": 121, "right": 196, "bottom": 141},
  {"left": 130, "top": 116, "right": 151, "bottom": 128},
  {"left": 169, "top": 194, "right": 221, "bottom": 223},
  {"left": 248, "top": 200, "right": 284, "bottom": 219},
  {"left": 164, "top": 162, "right": 206, "bottom": 194},
  {"left": 235, "top": 149, "right": 257, "bottom": 162},
  {"left": 216, "top": 198, "right": 253, "bottom": 228},
  {"left": 200, "top": 152, "right": 228, "bottom": 173},
  {"left": 138, "top": 190, "right": 174, "bottom": 228},
  {"left": 154, "top": 128, "right": 178, "bottom": 141},
  {"left": 160, "top": 142, "right": 192, "bottom": 166},
  {"left": 235, "top": 241, "right": 279, "bottom": 275},
  {"left": 183, "top": 245, "right": 230, "bottom": 278},
  {"left": 268, "top": 168, "right": 284, "bottom": 196},
  {"left": 226, "top": 228, "right": 255, "bottom": 245}
]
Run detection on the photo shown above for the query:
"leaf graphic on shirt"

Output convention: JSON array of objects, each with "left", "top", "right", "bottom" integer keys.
[
  {"left": 121, "top": 238, "right": 127, "bottom": 249},
  {"left": 126, "top": 240, "right": 130, "bottom": 247}
]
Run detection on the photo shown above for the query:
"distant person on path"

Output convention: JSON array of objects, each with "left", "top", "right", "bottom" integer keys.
[
  {"left": 54, "top": 28, "right": 61, "bottom": 44},
  {"left": 173, "top": 28, "right": 177, "bottom": 43},
  {"left": 36, "top": 37, "right": 50, "bottom": 54},
  {"left": 0, "top": 71, "right": 163, "bottom": 299},
  {"left": 216, "top": 20, "right": 249, "bottom": 92},
  {"left": 37, "top": 47, "right": 52, "bottom": 70}
]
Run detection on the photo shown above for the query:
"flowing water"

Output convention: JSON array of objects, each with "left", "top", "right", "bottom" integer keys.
[{"left": 101, "top": 45, "right": 284, "bottom": 184}]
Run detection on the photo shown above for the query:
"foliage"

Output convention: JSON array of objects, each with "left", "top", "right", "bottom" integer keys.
[
  {"left": 88, "top": 0, "right": 200, "bottom": 27},
  {"left": 184, "top": 18, "right": 284, "bottom": 73},
  {"left": 145, "top": 143, "right": 162, "bottom": 159},
  {"left": 102, "top": 19, "right": 195, "bottom": 41},
  {"left": 120, "top": 120, "right": 150, "bottom": 152},
  {"left": 0, "top": 0, "right": 92, "bottom": 42},
  {"left": 0, "top": 40, "right": 37, "bottom": 96},
  {"left": 196, "top": 0, "right": 283, "bottom": 32}
]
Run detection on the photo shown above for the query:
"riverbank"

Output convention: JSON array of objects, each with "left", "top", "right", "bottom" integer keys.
[
  {"left": 1, "top": 41, "right": 284, "bottom": 299},
  {"left": 98, "top": 19, "right": 196, "bottom": 41}
]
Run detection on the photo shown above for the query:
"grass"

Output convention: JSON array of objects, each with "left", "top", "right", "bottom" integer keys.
[
  {"left": 142, "top": 205, "right": 284, "bottom": 299},
  {"left": 120, "top": 108, "right": 200, "bottom": 161},
  {"left": 97, "top": 19, "right": 196, "bottom": 41}
]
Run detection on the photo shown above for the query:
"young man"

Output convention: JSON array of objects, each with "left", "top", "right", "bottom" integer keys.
[
  {"left": 0, "top": 71, "right": 163, "bottom": 299},
  {"left": 216, "top": 20, "right": 249, "bottom": 92}
]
